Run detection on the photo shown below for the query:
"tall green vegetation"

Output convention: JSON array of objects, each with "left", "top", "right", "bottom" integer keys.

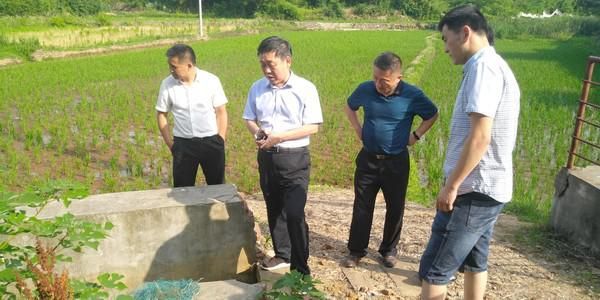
[{"left": 1, "top": 0, "right": 598, "bottom": 19}]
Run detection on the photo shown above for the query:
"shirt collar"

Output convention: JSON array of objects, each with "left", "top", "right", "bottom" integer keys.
[
  {"left": 375, "top": 80, "right": 403, "bottom": 97},
  {"left": 464, "top": 46, "right": 495, "bottom": 72},
  {"left": 176, "top": 67, "right": 202, "bottom": 85},
  {"left": 268, "top": 71, "right": 297, "bottom": 89}
]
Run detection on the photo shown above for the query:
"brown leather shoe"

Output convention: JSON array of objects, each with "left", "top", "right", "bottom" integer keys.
[
  {"left": 260, "top": 256, "right": 290, "bottom": 271},
  {"left": 341, "top": 255, "right": 361, "bottom": 268},
  {"left": 381, "top": 255, "right": 397, "bottom": 268}
]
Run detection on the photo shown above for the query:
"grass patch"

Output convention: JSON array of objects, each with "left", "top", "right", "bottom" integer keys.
[{"left": 511, "top": 224, "right": 600, "bottom": 295}]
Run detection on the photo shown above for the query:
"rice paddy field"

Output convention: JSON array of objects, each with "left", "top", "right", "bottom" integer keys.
[{"left": 0, "top": 30, "right": 598, "bottom": 223}]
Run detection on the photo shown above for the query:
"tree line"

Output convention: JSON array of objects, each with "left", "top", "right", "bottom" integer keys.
[{"left": 1, "top": 0, "right": 598, "bottom": 19}]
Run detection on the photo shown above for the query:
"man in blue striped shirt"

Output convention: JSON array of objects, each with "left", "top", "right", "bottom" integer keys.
[{"left": 419, "top": 5, "right": 520, "bottom": 300}]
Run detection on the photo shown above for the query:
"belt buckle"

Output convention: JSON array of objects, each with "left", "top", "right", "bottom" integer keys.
[
  {"left": 375, "top": 154, "right": 386, "bottom": 160},
  {"left": 268, "top": 146, "right": 279, "bottom": 153}
]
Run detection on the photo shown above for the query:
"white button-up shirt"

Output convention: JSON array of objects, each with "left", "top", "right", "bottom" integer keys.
[
  {"left": 443, "top": 47, "right": 520, "bottom": 203},
  {"left": 243, "top": 72, "right": 323, "bottom": 148},
  {"left": 156, "top": 68, "right": 228, "bottom": 138}
]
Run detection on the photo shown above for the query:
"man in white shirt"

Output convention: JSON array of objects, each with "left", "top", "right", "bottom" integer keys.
[
  {"left": 156, "top": 44, "right": 228, "bottom": 187},
  {"left": 243, "top": 36, "right": 323, "bottom": 276},
  {"left": 419, "top": 5, "right": 520, "bottom": 300}
]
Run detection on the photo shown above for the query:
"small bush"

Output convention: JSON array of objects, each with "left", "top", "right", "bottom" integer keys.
[
  {"left": 352, "top": 3, "right": 389, "bottom": 17},
  {"left": 14, "top": 37, "right": 40, "bottom": 60},
  {"left": 95, "top": 14, "right": 112, "bottom": 26},
  {"left": 261, "top": 270, "right": 326, "bottom": 300},
  {"left": 257, "top": 0, "right": 301, "bottom": 20},
  {"left": 323, "top": 0, "right": 344, "bottom": 18},
  {"left": 67, "top": 0, "right": 102, "bottom": 16},
  {"left": 49, "top": 15, "right": 82, "bottom": 27}
]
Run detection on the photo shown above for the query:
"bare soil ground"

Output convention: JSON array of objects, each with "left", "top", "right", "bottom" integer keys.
[{"left": 243, "top": 188, "right": 599, "bottom": 299}]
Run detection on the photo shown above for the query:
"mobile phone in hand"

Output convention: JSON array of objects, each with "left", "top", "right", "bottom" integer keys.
[{"left": 255, "top": 129, "right": 268, "bottom": 141}]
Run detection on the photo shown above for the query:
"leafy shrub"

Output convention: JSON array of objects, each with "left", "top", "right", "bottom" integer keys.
[
  {"left": 14, "top": 37, "right": 40, "bottom": 60},
  {"left": 323, "top": 0, "right": 344, "bottom": 18},
  {"left": 0, "top": 0, "right": 48, "bottom": 16},
  {"left": 0, "top": 0, "right": 108, "bottom": 16},
  {"left": 261, "top": 270, "right": 325, "bottom": 299},
  {"left": 49, "top": 15, "right": 83, "bottom": 27},
  {"left": 0, "top": 181, "right": 131, "bottom": 299},
  {"left": 352, "top": 3, "right": 389, "bottom": 17},
  {"left": 67, "top": 0, "right": 102, "bottom": 16},
  {"left": 397, "top": 0, "right": 446, "bottom": 20},
  {"left": 209, "top": 0, "right": 258, "bottom": 18},
  {"left": 257, "top": 0, "right": 301, "bottom": 20},
  {"left": 95, "top": 13, "right": 112, "bottom": 26}
]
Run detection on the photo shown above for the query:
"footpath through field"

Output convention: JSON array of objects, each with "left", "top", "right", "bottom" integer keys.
[{"left": 245, "top": 188, "right": 599, "bottom": 299}]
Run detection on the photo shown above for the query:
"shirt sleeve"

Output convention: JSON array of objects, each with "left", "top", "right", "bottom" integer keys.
[
  {"left": 155, "top": 79, "right": 171, "bottom": 112},
  {"left": 464, "top": 61, "right": 504, "bottom": 118},
  {"left": 412, "top": 89, "right": 438, "bottom": 120},
  {"left": 347, "top": 83, "right": 365, "bottom": 111},
  {"left": 302, "top": 83, "right": 323, "bottom": 125},
  {"left": 211, "top": 77, "right": 228, "bottom": 108},
  {"left": 242, "top": 84, "right": 257, "bottom": 121}
]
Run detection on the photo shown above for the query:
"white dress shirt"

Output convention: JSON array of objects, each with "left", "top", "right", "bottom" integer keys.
[
  {"left": 243, "top": 72, "right": 323, "bottom": 148},
  {"left": 156, "top": 67, "right": 227, "bottom": 138}
]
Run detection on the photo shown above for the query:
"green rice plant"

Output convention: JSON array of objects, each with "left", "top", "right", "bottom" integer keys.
[{"left": 0, "top": 30, "right": 597, "bottom": 225}]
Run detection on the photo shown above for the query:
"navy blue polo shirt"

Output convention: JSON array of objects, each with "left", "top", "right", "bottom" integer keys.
[{"left": 348, "top": 81, "right": 438, "bottom": 155}]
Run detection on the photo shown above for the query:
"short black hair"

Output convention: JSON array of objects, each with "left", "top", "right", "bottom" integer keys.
[
  {"left": 373, "top": 52, "right": 402, "bottom": 73},
  {"left": 257, "top": 36, "right": 292, "bottom": 59},
  {"left": 438, "top": 5, "right": 494, "bottom": 45},
  {"left": 166, "top": 44, "right": 196, "bottom": 65}
]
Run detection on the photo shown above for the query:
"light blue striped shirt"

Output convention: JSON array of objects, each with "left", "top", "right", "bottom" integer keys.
[{"left": 443, "top": 46, "right": 520, "bottom": 203}]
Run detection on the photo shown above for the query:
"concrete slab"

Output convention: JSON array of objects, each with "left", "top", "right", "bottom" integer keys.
[
  {"left": 195, "top": 280, "right": 264, "bottom": 300},
  {"left": 552, "top": 166, "right": 600, "bottom": 254},
  {"left": 570, "top": 165, "right": 600, "bottom": 188},
  {"left": 20, "top": 184, "right": 257, "bottom": 292}
]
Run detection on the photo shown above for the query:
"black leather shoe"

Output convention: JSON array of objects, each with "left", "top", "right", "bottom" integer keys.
[
  {"left": 381, "top": 255, "right": 397, "bottom": 268},
  {"left": 341, "top": 255, "right": 361, "bottom": 268}
]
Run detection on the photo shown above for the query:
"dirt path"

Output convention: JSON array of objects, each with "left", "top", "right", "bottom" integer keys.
[{"left": 243, "top": 188, "right": 598, "bottom": 299}]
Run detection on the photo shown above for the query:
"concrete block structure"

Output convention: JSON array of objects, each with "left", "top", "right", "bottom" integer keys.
[
  {"left": 551, "top": 166, "right": 600, "bottom": 254},
  {"left": 34, "top": 184, "right": 257, "bottom": 291}
]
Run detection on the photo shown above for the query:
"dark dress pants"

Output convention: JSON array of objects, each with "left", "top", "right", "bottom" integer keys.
[
  {"left": 258, "top": 147, "right": 311, "bottom": 275},
  {"left": 172, "top": 135, "right": 225, "bottom": 187},
  {"left": 347, "top": 148, "right": 410, "bottom": 258}
]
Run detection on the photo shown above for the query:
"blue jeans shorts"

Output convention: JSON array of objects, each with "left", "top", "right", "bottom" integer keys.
[{"left": 419, "top": 192, "right": 505, "bottom": 285}]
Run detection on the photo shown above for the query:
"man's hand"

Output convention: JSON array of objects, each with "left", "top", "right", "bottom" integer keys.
[
  {"left": 436, "top": 185, "right": 458, "bottom": 212},
  {"left": 259, "top": 132, "right": 284, "bottom": 149},
  {"left": 408, "top": 133, "right": 418, "bottom": 146}
]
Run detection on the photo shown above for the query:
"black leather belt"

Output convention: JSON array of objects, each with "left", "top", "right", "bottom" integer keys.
[
  {"left": 367, "top": 151, "right": 406, "bottom": 160},
  {"left": 261, "top": 146, "right": 307, "bottom": 153}
]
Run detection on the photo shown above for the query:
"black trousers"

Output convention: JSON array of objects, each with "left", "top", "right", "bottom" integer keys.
[
  {"left": 172, "top": 135, "right": 225, "bottom": 187},
  {"left": 347, "top": 148, "right": 410, "bottom": 258},
  {"left": 258, "top": 147, "right": 311, "bottom": 275}
]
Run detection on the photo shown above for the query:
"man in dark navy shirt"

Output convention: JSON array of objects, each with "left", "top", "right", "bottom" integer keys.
[{"left": 342, "top": 52, "right": 438, "bottom": 268}]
